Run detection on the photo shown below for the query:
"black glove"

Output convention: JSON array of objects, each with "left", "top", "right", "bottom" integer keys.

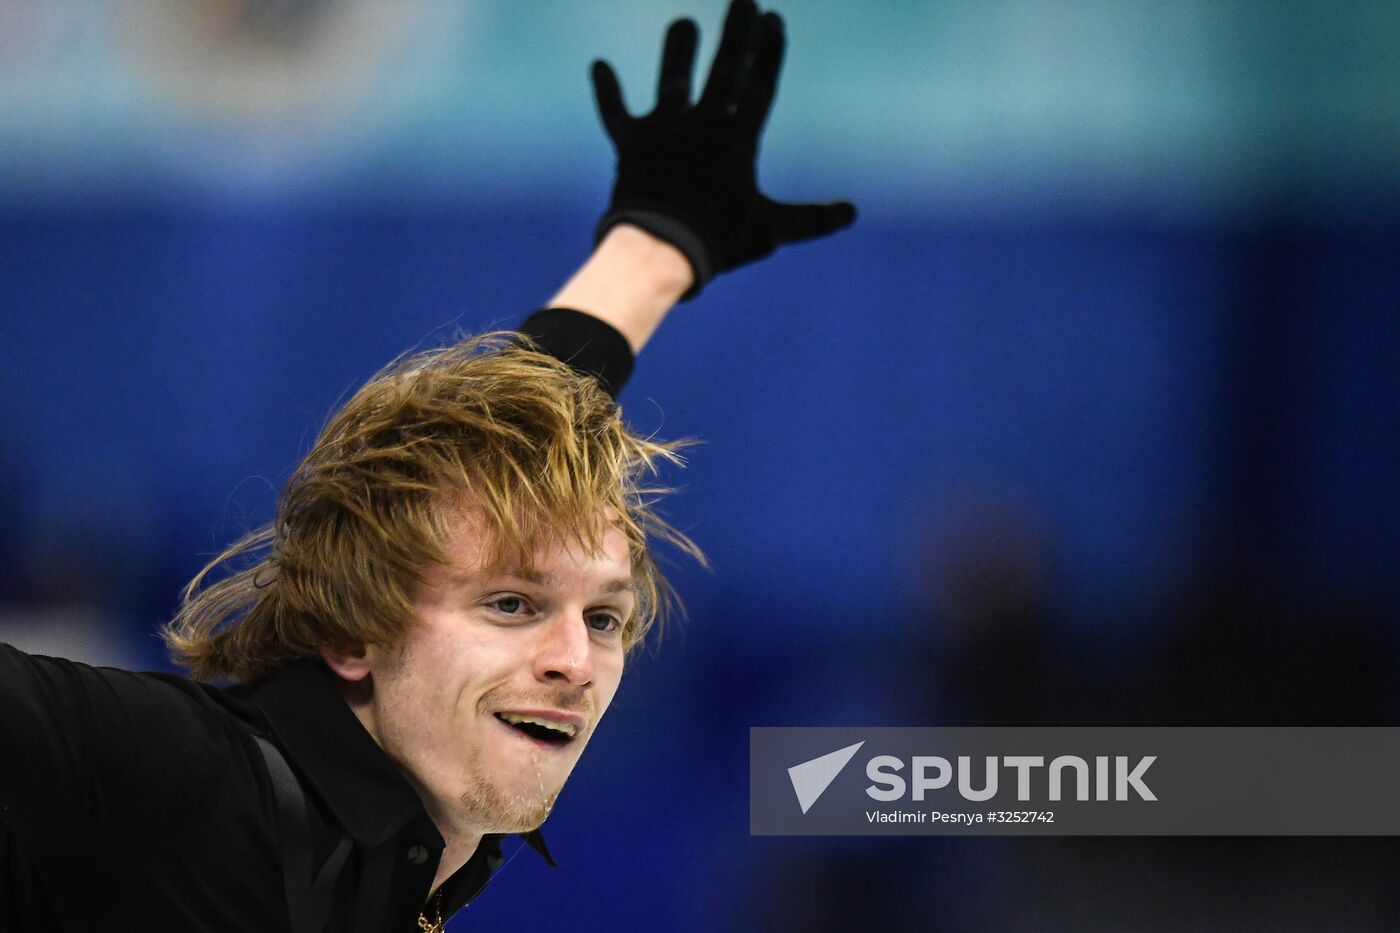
[{"left": 590, "top": 0, "right": 857, "bottom": 300}]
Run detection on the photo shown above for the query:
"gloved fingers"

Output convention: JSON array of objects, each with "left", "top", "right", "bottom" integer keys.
[
  {"left": 736, "top": 10, "right": 784, "bottom": 133},
  {"left": 590, "top": 59, "right": 631, "bottom": 139},
  {"left": 771, "top": 199, "right": 859, "bottom": 244},
  {"left": 698, "top": 0, "right": 758, "bottom": 112},
  {"left": 656, "top": 18, "right": 700, "bottom": 113}
]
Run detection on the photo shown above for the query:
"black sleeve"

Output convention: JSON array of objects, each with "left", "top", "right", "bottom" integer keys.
[
  {"left": 518, "top": 307, "right": 635, "bottom": 399},
  {"left": 0, "top": 643, "right": 233, "bottom": 844}
]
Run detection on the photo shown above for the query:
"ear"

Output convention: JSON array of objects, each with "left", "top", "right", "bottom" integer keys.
[{"left": 321, "top": 641, "right": 377, "bottom": 683}]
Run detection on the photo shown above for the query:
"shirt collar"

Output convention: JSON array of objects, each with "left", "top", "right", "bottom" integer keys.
[{"left": 240, "top": 657, "right": 555, "bottom": 865}]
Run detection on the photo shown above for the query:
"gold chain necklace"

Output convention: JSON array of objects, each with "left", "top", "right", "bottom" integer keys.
[{"left": 417, "top": 888, "right": 445, "bottom": 933}]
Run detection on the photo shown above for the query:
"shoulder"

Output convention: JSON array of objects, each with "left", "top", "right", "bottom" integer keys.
[{"left": 1, "top": 645, "right": 258, "bottom": 817}]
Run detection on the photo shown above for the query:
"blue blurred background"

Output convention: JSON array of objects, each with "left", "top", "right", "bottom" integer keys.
[{"left": 2, "top": 1, "right": 1398, "bottom": 929}]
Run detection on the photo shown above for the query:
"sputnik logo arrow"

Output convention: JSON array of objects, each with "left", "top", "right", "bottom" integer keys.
[{"left": 788, "top": 741, "right": 865, "bottom": 814}]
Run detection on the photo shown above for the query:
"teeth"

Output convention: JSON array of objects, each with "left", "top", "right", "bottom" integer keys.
[{"left": 497, "top": 713, "right": 578, "bottom": 738}]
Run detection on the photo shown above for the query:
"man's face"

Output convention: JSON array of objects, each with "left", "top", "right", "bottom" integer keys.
[{"left": 336, "top": 508, "right": 633, "bottom": 835}]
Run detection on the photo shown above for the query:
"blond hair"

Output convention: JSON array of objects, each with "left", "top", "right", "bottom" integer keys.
[{"left": 162, "top": 332, "right": 700, "bottom": 684}]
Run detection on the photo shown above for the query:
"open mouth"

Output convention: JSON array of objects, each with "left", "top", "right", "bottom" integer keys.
[{"left": 494, "top": 712, "right": 577, "bottom": 748}]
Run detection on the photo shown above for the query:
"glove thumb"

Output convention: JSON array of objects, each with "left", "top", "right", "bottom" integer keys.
[{"left": 771, "top": 200, "right": 858, "bottom": 245}]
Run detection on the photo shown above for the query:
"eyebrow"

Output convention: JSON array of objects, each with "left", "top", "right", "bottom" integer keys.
[{"left": 505, "top": 569, "right": 635, "bottom": 596}]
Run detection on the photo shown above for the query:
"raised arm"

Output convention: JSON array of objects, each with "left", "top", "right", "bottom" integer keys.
[
  {"left": 522, "top": 0, "right": 856, "bottom": 398},
  {"left": 518, "top": 224, "right": 691, "bottom": 399},
  {"left": 545, "top": 223, "right": 693, "bottom": 354}
]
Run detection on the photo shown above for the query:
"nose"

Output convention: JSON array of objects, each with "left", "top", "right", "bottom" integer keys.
[{"left": 532, "top": 610, "right": 595, "bottom": 687}]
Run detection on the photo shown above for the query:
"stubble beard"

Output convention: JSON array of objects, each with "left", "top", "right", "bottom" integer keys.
[{"left": 457, "top": 738, "right": 563, "bottom": 833}]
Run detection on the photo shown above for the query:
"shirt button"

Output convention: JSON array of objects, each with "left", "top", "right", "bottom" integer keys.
[
  {"left": 406, "top": 845, "right": 430, "bottom": 865},
  {"left": 487, "top": 853, "right": 504, "bottom": 871}
]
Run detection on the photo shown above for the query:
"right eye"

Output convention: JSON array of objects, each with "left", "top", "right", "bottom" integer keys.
[{"left": 489, "top": 596, "right": 528, "bottom": 616}]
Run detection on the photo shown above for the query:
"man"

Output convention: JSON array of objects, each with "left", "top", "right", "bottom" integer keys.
[{"left": 0, "top": 2, "right": 854, "bottom": 930}]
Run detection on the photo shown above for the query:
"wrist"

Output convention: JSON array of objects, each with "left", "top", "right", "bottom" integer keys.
[
  {"left": 597, "top": 223, "right": 695, "bottom": 296},
  {"left": 595, "top": 211, "right": 713, "bottom": 300}
]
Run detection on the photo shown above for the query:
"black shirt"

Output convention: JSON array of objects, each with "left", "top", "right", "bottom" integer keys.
[
  {"left": 1, "top": 650, "right": 555, "bottom": 932},
  {"left": 1, "top": 309, "right": 634, "bottom": 931}
]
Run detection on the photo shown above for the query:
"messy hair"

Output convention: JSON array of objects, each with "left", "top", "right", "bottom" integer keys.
[{"left": 162, "top": 332, "right": 701, "bottom": 684}]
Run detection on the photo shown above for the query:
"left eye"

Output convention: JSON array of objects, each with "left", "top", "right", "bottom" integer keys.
[{"left": 587, "top": 613, "right": 621, "bottom": 634}]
